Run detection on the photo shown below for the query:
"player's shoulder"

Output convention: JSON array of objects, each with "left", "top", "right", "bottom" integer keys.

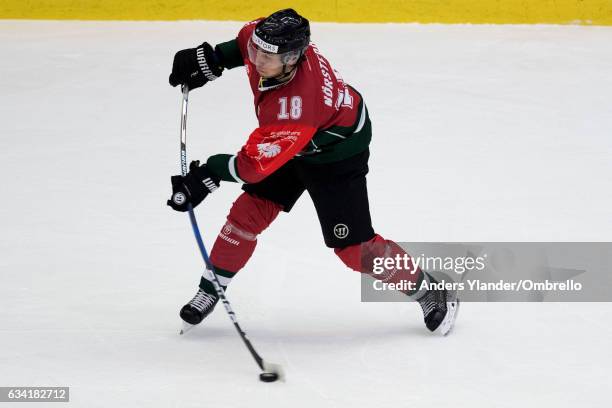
[
  {"left": 238, "top": 18, "right": 262, "bottom": 37},
  {"left": 236, "top": 18, "right": 263, "bottom": 57},
  {"left": 298, "top": 44, "right": 341, "bottom": 109},
  {"left": 301, "top": 44, "right": 338, "bottom": 87},
  {"left": 280, "top": 45, "right": 329, "bottom": 95}
]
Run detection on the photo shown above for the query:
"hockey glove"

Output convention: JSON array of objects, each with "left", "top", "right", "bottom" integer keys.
[
  {"left": 169, "top": 42, "right": 223, "bottom": 90},
  {"left": 167, "top": 161, "right": 221, "bottom": 212}
]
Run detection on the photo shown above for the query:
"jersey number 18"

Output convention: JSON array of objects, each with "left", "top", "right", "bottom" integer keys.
[{"left": 278, "top": 96, "right": 302, "bottom": 120}]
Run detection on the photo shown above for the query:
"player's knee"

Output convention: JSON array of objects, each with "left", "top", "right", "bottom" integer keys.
[
  {"left": 227, "top": 192, "right": 282, "bottom": 237},
  {"left": 210, "top": 193, "right": 281, "bottom": 273},
  {"left": 334, "top": 234, "right": 391, "bottom": 273},
  {"left": 334, "top": 244, "right": 362, "bottom": 272}
]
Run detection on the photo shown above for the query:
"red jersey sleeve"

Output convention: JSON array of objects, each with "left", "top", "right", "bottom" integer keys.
[
  {"left": 206, "top": 122, "right": 316, "bottom": 184},
  {"left": 233, "top": 123, "right": 316, "bottom": 183}
]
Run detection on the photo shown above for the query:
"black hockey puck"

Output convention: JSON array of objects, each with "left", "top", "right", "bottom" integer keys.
[{"left": 259, "top": 372, "right": 279, "bottom": 382}]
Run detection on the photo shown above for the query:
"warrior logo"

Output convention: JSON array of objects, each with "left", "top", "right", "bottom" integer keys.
[
  {"left": 257, "top": 142, "right": 282, "bottom": 158},
  {"left": 172, "top": 192, "right": 186, "bottom": 205},
  {"left": 219, "top": 223, "right": 240, "bottom": 246},
  {"left": 222, "top": 224, "right": 232, "bottom": 236},
  {"left": 333, "top": 224, "right": 349, "bottom": 239}
]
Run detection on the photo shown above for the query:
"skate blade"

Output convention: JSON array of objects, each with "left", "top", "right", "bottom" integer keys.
[
  {"left": 179, "top": 321, "right": 194, "bottom": 335},
  {"left": 263, "top": 361, "right": 286, "bottom": 382},
  {"left": 437, "top": 298, "right": 460, "bottom": 336}
]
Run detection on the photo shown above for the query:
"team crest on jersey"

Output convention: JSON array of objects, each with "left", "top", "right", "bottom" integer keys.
[
  {"left": 245, "top": 129, "right": 300, "bottom": 173},
  {"left": 257, "top": 142, "right": 282, "bottom": 158}
]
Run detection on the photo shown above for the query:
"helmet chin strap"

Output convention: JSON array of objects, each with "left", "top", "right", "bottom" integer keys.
[{"left": 258, "top": 66, "right": 298, "bottom": 91}]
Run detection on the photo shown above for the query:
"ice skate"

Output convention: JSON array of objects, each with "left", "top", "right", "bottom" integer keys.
[
  {"left": 417, "top": 275, "right": 460, "bottom": 336},
  {"left": 179, "top": 287, "right": 219, "bottom": 333}
]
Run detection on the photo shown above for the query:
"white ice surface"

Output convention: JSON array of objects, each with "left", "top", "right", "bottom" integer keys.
[{"left": 0, "top": 21, "right": 611, "bottom": 407}]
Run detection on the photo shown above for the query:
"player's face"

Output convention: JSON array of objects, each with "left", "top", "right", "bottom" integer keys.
[
  {"left": 254, "top": 51, "right": 284, "bottom": 78},
  {"left": 247, "top": 39, "right": 284, "bottom": 78}
]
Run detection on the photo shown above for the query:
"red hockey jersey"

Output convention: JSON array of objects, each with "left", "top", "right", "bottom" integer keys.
[{"left": 207, "top": 20, "right": 371, "bottom": 184}]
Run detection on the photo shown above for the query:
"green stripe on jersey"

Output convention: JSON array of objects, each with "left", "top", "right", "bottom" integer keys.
[
  {"left": 215, "top": 39, "right": 244, "bottom": 70},
  {"left": 206, "top": 154, "right": 240, "bottom": 182}
]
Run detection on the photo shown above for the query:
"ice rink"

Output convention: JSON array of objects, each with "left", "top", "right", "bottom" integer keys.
[{"left": 1, "top": 20, "right": 611, "bottom": 407}]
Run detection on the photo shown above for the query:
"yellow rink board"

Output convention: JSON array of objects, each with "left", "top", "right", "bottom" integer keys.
[{"left": 1, "top": 1, "right": 611, "bottom": 25}]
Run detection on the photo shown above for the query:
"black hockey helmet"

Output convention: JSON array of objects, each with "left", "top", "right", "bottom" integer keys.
[{"left": 253, "top": 9, "right": 310, "bottom": 56}]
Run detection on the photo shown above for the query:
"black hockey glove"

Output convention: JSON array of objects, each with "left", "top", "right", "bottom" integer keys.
[
  {"left": 169, "top": 42, "right": 223, "bottom": 90},
  {"left": 167, "top": 161, "right": 221, "bottom": 212}
]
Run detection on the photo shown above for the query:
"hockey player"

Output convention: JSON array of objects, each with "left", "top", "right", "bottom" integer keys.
[{"left": 167, "top": 9, "right": 459, "bottom": 335}]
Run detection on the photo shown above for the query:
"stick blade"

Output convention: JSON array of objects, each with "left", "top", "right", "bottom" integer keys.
[{"left": 262, "top": 361, "right": 286, "bottom": 382}]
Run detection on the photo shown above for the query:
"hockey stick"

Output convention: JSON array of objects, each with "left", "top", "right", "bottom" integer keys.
[{"left": 174, "top": 85, "right": 284, "bottom": 382}]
